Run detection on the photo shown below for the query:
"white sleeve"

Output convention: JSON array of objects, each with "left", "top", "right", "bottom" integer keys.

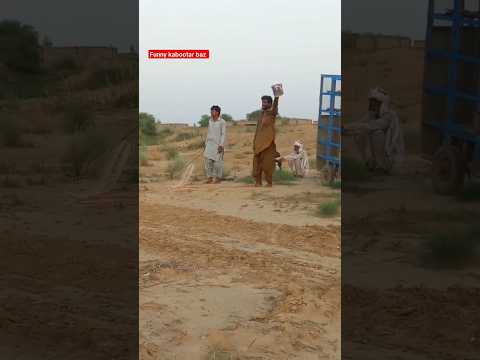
[{"left": 220, "top": 121, "right": 226, "bottom": 146}]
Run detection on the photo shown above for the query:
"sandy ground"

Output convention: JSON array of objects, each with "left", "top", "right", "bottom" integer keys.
[
  {"left": 139, "top": 124, "right": 341, "bottom": 359},
  {"left": 0, "top": 183, "right": 138, "bottom": 359},
  {"left": 341, "top": 132, "right": 480, "bottom": 358}
]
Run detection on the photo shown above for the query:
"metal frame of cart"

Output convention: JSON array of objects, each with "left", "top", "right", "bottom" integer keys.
[
  {"left": 317, "top": 74, "right": 342, "bottom": 181},
  {"left": 423, "top": 0, "right": 480, "bottom": 194}
]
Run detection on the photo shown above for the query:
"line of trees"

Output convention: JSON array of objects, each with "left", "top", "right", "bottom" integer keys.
[
  {"left": 198, "top": 113, "right": 234, "bottom": 127},
  {"left": 139, "top": 112, "right": 157, "bottom": 136},
  {"left": 0, "top": 20, "right": 42, "bottom": 73}
]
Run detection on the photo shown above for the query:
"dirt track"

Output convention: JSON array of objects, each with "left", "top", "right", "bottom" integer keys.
[{"left": 140, "top": 179, "right": 340, "bottom": 360}]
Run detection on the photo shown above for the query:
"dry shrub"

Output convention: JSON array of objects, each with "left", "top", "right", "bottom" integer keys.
[
  {"left": 205, "top": 331, "right": 237, "bottom": 360},
  {"left": 63, "top": 129, "right": 108, "bottom": 178},
  {"left": 166, "top": 157, "right": 185, "bottom": 179},
  {"left": 63, "top": 101, "right": 95, "bottom": 133},
  {"left": 174, "top": 131, "right": 195, "bottom": 142},
  {"left": 148, "top": 146, "right": 162, "bottom": 161},
  {"left": 186, "top": 139, "right": 205, "bottom": 150}
]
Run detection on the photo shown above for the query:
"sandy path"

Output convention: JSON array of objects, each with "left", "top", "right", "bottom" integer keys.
[
  {"left": 141, "top": 178, "right": 340, "bottom": 228},
  {"left": 140, "top": 180, "right": 340, "bottom": 360}
]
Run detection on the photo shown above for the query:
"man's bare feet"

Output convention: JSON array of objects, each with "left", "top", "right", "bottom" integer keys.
[
  {"left": 266, "top": 183, "right": 273, "bottom": 188},
  {"left": 254, "top": 182, "right": 262, "bottom": 187}
]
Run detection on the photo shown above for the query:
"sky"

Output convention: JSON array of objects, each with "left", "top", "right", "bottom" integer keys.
[
  {"left": 342, "top": 0, "right": 429, "bottom": 40},
  {"left": 343, "top": 0, "right": 480, "bottom": 40},
  {"left": 2, "top": 0, "right": 138, "bottom": 52},
  {"left": 139, "top": 0, "right": 341, "bottom": 124}
]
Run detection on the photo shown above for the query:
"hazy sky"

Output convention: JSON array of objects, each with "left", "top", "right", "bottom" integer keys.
[
  {"left": 2, "top": 0, "right": 138, "bottom": 51},
  {"left": 139, "top": 0, "right": 341, "bottom": 124},
  {"left": 343, "top": 0, "right": 480, "bottom": 39},
  {"left": 342, "top": 0, "right": 428, "bottom": 40}
]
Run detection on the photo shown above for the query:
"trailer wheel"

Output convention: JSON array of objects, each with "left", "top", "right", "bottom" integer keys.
[{"left": 432, "top": 145, "right": 465, "bottom": 195}]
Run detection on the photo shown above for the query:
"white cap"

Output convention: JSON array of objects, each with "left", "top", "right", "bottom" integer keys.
[{"left": 368, "top": 87, "right": 390, "bottom": 103}]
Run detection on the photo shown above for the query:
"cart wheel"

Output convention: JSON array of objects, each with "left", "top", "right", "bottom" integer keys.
[{"left": 432, "top": 145, "right": 465, "bottom": 195}]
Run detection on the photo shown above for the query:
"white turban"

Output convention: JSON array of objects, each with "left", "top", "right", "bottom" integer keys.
[
  {"left": 369, "top": 87, "right": 391, "bottom": 115},
  {"left": 369, "top": 87, "right": 390, "bottom": 103}
]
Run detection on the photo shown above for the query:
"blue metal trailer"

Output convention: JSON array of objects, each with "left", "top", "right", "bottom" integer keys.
[
  {"left": 317, "top": 74, "right": 342, "bottom": 181},
  {"left": 423, "top": 0, "right": 480, "bottom": 194}
]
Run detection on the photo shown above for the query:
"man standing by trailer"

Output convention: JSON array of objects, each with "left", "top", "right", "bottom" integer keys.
[
  {"left": 252, "top": 84, "right": 283, "bottom": 187},
  {"left": 204, "top": 105, "right": 226, "bottom": 184}
]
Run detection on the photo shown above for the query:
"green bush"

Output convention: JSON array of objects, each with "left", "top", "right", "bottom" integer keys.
[
  {"left": 166, "top": 157, "right": 185, "bottom": 179},
  {"left": 163, "top": 147, "right": 179, "bottom": 160},
  {"left": 221, "top": 113, "right": 234, "bottom": 122},
  {"left": 317, "top": 200, "right": 340, "bottom": 217},
  {"left": 139, "top": 112, "right": 156, "bottom": 136},
  {"left": 0, "top": 20, "right": 41, "bottom": 73},
  {"left": 272, "top": 169, "right": 297, "bottom": 184},
  {"left": 237, "top": 175, "right": 255, "bottom": 184},
  {"left": 140, "top": 133, "right": 163, "bottom": 147},
  {"left": 198, "top": 114, "right": 210, "bottom": 128},
  {"left": 157, "top": 127, "right": 173, "bottom": 139},
  {"left": 236, "top": 170, "right": 296, "bottom": 185},
  {"left": 246, "top": 110, "right": 262, "bottom": 122},
  {"left": 328, "top": 180, "right": 342, "bottom": 189},
  {"left": 63, "top": 129, "right": 108, "bottom": 178}
]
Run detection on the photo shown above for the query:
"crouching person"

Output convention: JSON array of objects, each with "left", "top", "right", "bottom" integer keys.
[{"left": 344, "top": 87, "right": 405, "bottom": 173}]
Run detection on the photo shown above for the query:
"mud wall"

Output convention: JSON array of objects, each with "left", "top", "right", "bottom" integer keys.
[{"left": 343, "top": 33, "right": 424, "bottom": 52}]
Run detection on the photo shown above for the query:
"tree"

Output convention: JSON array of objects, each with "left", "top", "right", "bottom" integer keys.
[
  {"left": 246, "top": 110, "right": 262, "bottom": 122},
  {"left": 139, "top": 112, "right": 156, "bottom": 136},
  {"left": 198, "top": 114, "right": 210, "bottom": 127},
  {"left": 246, "top": 109, "right": 281, "bottom": 122},
  {"left": 0, "top": 20, "right": 41, "bottom": 73},
  {"left": 221, "top": 113, "right": 234, "bottom": 122}
]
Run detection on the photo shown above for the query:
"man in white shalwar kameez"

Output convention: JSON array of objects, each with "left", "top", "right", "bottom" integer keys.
[
  {"left": 204, "top": 105, "right": 227, "bottom": 183},
  {"left": 277, "top": 141, "right": 310, "bottom": 177},
  {"left": 344, "top": 87, "right": 405, "bottom": 173}
]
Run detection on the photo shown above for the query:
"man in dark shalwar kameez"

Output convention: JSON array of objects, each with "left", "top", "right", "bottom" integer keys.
[{"left": 252, "top": 91, "right": 280, "bottom": 187}]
